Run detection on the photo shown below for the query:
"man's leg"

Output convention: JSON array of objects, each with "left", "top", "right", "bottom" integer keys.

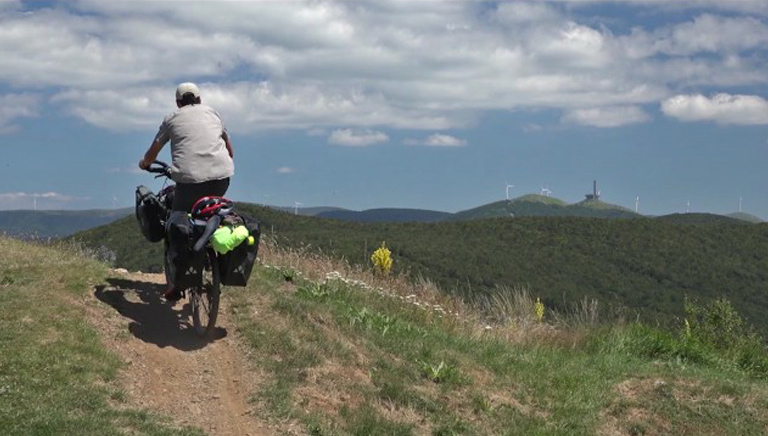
[{"left": 164, "top": 210, "right": 190, "bottom": 301}]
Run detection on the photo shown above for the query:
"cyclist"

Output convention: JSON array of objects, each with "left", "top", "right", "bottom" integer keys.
[{"left": 139, "top": 82, "right": 234, "bottom": 301}]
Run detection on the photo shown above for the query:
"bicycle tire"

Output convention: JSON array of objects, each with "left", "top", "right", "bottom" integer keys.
[{"left": 191, "top": 249, "right": 221, "bottom": 337}]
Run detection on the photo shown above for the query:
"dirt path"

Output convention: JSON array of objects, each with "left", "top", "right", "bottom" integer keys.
[{"left": 87, "top": 270, "right": 278, "bottom": 436}]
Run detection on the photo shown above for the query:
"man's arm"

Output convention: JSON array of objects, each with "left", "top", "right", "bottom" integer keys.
[
  {"left": 223, "top": 131, "right": 234, "bottom": 158},
  {"left": 139, "top": 140, "right": 165, "bottom": 169}
]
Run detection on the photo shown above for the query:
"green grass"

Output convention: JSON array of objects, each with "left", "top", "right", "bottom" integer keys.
[
  {"left": 0, "top": 237, "right": 205, "bottom": 436},
  {"left": 225, "top": 261, "right": 768, "bottom": 436},
  {"left": 6, "top": 233, "right": 768, "bottom": 435}
]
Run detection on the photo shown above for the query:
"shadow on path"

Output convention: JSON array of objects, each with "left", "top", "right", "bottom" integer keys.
[{"left": 94, "top": 278, "right": 226, "bottom": 351}]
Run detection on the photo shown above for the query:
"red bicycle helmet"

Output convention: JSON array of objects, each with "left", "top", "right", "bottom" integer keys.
[{"left": 191, "top": 196, "right": 234, "bottom": 219}]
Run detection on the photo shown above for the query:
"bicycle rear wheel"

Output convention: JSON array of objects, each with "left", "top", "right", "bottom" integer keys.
[{"left": 190, "top": 249, "right": 220, "bottom": 337}]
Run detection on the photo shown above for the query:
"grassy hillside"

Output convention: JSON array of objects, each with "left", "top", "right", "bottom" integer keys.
[
  {"left": 728, "top": 212, "right": 764, "bottom": 223},
  {"left": 69, "top": 215, "right": 166, "bottom": 273},
  {"left": 453, "top": 196, "right": 640, "bottom": 221},
  {"left": 0, "top": 237, "right": 203, "bottom": 436},
  {"left": 6, "top": 235, "right": 768, "bottom": 435},
  {"left": 571, "top": 199, "right": 638, "bottom": 217},
  {"left": 0, "top": 208, "right": 132, "bottom": 238},
  {"left": 236, "top": 247, "right": 768, "bottom": 435},
  {"left": 71, "top": 204, "right": 768, "bottom": 336}
]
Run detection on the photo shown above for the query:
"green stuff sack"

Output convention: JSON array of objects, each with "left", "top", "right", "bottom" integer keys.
[{"left": 211, "top": 225, "right": 249, "bottom": 254}]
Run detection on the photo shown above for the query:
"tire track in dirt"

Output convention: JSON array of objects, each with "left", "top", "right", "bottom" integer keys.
[{"left": 87, "top": 270, "right": 278, "bottom": 436}]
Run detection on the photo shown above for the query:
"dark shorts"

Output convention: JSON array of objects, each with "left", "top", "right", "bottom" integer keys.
[{"left": 172, "top": 177, "right": 230, "bottom": 212}]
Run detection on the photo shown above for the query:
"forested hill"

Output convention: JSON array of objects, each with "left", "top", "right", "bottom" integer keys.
[
  {"left": 655, "top": 213, "right": 751, "bottom": 225},
  {"left": 71, "top": 203, "right": 768, "bottom": 335},
  {"left": 316, "top": 208, "right": 452, "bottom": 222},
  {"left": 451, "top": 196, "right": 640, "bottom": 220}
]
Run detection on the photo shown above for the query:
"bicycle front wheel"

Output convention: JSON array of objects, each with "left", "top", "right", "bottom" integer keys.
[{"left": 190, "top": 249, "right": 221, "bottom": 337}]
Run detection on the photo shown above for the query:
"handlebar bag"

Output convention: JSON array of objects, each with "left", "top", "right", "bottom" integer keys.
[
  {"left": 135, "top": 185, "right": 165, "bottom": 243},
  {"left": 219, "top": 215, "right": 260, "bottom": 286}
]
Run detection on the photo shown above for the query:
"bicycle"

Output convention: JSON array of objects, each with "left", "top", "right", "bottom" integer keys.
[{"left": 140, "top": 160, "right": 223, "bottom": 337}]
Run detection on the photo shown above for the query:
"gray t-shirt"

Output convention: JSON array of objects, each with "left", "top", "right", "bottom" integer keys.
[{"left": 154, "top": 104, "right": 235, "bottom": 184}]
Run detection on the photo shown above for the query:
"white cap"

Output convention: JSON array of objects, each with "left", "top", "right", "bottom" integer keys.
[{"left": 176, "top": 82, "right": 200, "bottom": 100}]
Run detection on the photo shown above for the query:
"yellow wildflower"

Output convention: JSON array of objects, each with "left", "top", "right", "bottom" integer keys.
[
  {"left": 371, "top": 241, "right": 393, "bottom": 275},
  {"left": 534, "top": 298, "right": 545, "bottom": 322}
]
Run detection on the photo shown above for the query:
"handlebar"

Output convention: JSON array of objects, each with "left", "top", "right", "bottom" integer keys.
[
  {"left": 145, "top": 160, "right": 172, "bottom": 178},
  {"left": 192, "top": 214, "right": 222, "bottom": 253}
]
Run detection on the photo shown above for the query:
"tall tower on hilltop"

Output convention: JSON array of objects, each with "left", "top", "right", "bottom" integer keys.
[{"left": 585, "top": 180, "right": 600, "bottom": 201}]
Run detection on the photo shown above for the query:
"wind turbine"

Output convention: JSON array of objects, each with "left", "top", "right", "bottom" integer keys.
[
  {"left": 686, "top": 200, "right": 691, "bottom": 213},
  {"left": 635, "top": 196, "right": 639, "bottom": 213},
  {"left": 294, "top": 201, "right": 302, "bottom": 215},
  {"left": 112, "top": 195, "right": 118, "bottom": 209},
  {"left": 505, "top": 181, "right": 514, "bottom": 200},
  {"left": 739, "top": 196, "right": 743, "bottom": 213},
  {"left": 32, "top": 195, "right": 37, "bottom": 211}
]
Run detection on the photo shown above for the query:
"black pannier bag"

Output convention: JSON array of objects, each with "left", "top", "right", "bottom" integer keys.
[
  {"left": 178, "top": 249, "right": 205, "bottom": 289},
  {"left": 135, "top": 185, "right": 165, "bottom": 243},
  {"left": 165, "top": 211, "right": 205, "bottom": 289},
  {"left": 219, "top": 215, "right": 261, "bottom": 286}
]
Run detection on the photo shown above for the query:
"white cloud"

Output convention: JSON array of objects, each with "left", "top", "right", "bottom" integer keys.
[
  {"left": 52, "top": 87, "right": 170, "bottom": 131},
  {"left": 494, "top": 3, "right": 561, "bottom": 24},
  {"left": 0, "top": 0, "right": 19, "bottom": 10},
  {"left": 0, "top": 2, "right": 766, "bottom": 133},
  {"left": 427, "top": 134, "right": 466, "bottom": 147},
  {"left": 306, "top": 128, "right": 327, "bottom": 137},
  {"left": 618, "top": 14, "right": 768, "bottom": 59},
  {"left": 562, "top": 106, "right": 651, "bottom": 127},
  {"left": 661, "top": 93, "right": 768, "bottom": 125},
  {"left": 106, "top": 166, "right": 143, "bottom": 175},
  {"left": 277, "top": 167, "right": 295, "bottom": 174},
  {"left": 405, "top": 133, "right": 467, "bottom": 147},
  {"left": 52, "top": 82, "right": 457, "bottom": 133},
  {"left": 0, "top": 93, "right": 39, "bottom": 133},
  {"left": 0, "top": 192, "right": 80, "bottom": 210},
  {"left": 328, "top": 129, "right": 389, "bottom": 147},
  {"left": 555, "top": 0, "right": 768, "bottom": 15},
  {"left": 522, "top": 123, "right": 544, "bottom": 133},
  {"left": 0, "top": 8, "right": 255, "bottom": 89}
]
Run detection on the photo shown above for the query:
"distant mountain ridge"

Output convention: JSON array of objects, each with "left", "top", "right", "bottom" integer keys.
[
  {"left": 293, "top": 195, "right": 763, "bottom": 223},
  {"left": 284, "top": 194, "right": 642, "bottom": 223},
  {"left": 0, "top": 209, "right": 132, "bottom": 238},
  {"left": 1, "top": 194, "right": 762, "bottom": 239}
]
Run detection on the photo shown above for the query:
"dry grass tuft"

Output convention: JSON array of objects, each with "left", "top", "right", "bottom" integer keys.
[
  {"left": 258, "top": 238, "right": 467, "bottom": 320},
  {"left": 257, "top": 237, "right": 605, "bottom": 347}
]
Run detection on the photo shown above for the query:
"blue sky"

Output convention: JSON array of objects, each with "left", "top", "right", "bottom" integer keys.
[{"left": 0, "top": 0, "right": 767, "bottom": 218}]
